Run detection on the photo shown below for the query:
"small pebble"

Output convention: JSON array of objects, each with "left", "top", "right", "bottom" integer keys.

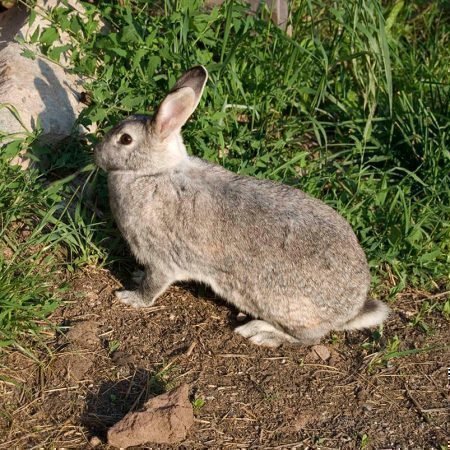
[
  {"left": 311, "top": 344, "right": 331, "bottom": 361},
  {"left": 89, "top": 436, "right": 102, "bottom": 447}
]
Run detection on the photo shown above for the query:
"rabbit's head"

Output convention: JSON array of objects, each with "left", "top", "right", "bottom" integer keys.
[{"left": 95, "top": 66, "right": 208, "bottom": 173}]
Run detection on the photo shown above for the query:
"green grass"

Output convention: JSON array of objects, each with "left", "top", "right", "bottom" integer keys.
[
  {"left": 192, "top": 397, "right": 206, "bottom": 410},
  {"left": 1, "top": 0, "right": 449, "bottom": 344},
  {"left": 0, "top": 125, "right": 105, "bottom": 346}
]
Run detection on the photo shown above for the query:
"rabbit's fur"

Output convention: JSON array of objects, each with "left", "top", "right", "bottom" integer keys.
[{"left": 95, "top": 66, "right": 389, "bottom": 347}]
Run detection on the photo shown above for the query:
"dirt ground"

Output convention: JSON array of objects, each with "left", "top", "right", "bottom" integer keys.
[{"left": 0, "top": 267, "right": 448, "bottom": 449}]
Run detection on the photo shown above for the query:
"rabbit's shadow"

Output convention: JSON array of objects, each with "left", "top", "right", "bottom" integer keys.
[
  {"left": 182, "top": 281, "right": 242, "bottom": 322},
  {"left": 114, "top": 267, "right": 243, "bottom": 329}
]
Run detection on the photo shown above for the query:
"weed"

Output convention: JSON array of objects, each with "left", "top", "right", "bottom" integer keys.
[
  {"left": 384, "top": 335, "right": 401, "bottom": 354},
  {"left": 192, "top": 397, "right": 206, "bottom": 410},
  {"left": 409, "top": 300, "right": 435, "bottom": 333},
  {"left": 442, "top": 299, "right": 450, "bottom": 319},
  {"left": 366, "top": 337, "right": 447, "bottom": 372},
  {"left": 108, "top": 339, "right": 121, "bottom": 354},
  {"left": 361, "top": 327, "right": 384, "bottom": 354},
  {"left": 360, "top": 433, "right": 370, "bottom": 449}
]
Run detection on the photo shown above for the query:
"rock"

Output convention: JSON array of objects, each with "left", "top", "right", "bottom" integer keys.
[
  {"left": 107, "top": 384, "right": 194, "bottom": 448},
  {"left": 50, "top": 348, "right": 95, "bottom": 383},
  {"left": 1, "top": 1, "right": 17, "bottom": 9},
  {"left": 63, "top": 321, "right": 100, "bottom": 382},
  {"left": 0, "top": 42, "right": 85, "bottom": 143},
  {"left": 66, "top": 352, "right": 94, "bottom": 381},
  {"left": 310, "top": 344, "right": 331, "bottom": 362},
  {"left": 89, "top": 436, "right": 102, "bottom": 448},
  {"left": 236, "top": 312, "right": 248, "bottom": 322},
  {"left": 0, "top": 4, "right": 28, "bottom": 51},
  {"left": 0, "top": 0, "right": 98, "bottom": 159},
  {"left": 1, "top": 1, "right": 87, "bottom": 58}
]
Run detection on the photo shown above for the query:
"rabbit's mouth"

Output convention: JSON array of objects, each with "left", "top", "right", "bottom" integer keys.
[{"left": 93, "top": 143, "right": 107, "bottom": 170}]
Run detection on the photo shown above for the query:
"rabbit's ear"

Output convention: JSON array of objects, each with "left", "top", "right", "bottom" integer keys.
[{"left": 153, "top": 66, "right": 208, "bottom": 140}]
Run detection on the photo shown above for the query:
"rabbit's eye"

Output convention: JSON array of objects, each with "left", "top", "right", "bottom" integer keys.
[{"left": 119, "top": 133, "right": 133, "bottom": 145}]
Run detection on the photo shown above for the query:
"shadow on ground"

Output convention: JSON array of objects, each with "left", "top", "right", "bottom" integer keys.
[{"left": 81, "top": 368, "right": 166, "bottom": 438}]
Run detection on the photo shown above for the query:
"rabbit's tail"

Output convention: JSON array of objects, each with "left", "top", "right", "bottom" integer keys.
[{"left": 339, "top": 299, "right": 390, "bottom": 330}]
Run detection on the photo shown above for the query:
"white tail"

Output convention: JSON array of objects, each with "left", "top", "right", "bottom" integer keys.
[{"left": 339, "top": 299, "right": 390, "bottom": 330}]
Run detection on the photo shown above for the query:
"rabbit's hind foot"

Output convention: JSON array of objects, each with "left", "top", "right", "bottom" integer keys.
[
  {"left": 235, "top": 320, "right": 299, "bottom": 348},
  {"left": 115, "top": 290, "right": 150, "bottom": 308}
]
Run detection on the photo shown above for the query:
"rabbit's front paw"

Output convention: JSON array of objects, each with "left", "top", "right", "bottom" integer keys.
[
  {"left": 235, "top": 320, "right": 299, "bottom": 348},
  {"left": 115, "top": 290, "right": 149, "bottom": 308}
]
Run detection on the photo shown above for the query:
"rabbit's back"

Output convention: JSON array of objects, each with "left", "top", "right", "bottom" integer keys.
[{"left": 184, "top": 158, "right": 370, "bottom": 324}]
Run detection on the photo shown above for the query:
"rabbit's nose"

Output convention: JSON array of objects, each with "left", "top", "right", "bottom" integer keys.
[
  {"left": 94, "top": 141, "right": 103, "bottom": 154},
  {"left": 93, "top": 143, "right": 103, "bottom": 164}
]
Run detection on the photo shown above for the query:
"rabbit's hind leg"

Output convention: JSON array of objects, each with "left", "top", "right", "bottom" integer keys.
[
  {"left": 235, "top": 320, "right": 300, "bottom": 348},
  {"left": 290, "top": 325, "right": 328, "bottom": 346},
  {"left": 115, "top": 268, "right": 172, "bottom": 308}
]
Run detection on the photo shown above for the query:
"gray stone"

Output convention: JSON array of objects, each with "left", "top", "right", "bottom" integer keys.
[
  {"left": 310, "top": 344, "right": 331, "bottom": 362},
  {"left": 0, "top": 1, "right": 94, "bottom": 156},
  {"left": 0, "top": 4, "right": 28, "bottom": 51},
  {"left": 0, "top": 41, "right": 85, "bottom": 142}
]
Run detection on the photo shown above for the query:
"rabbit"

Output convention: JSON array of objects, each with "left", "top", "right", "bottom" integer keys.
[{"left": 94, "top": 65, "right": 390, "bottom": 347}]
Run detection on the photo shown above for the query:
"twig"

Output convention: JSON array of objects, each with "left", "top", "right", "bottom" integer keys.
[
  {"left": 420, "top": 290, "right": 450, "bottom": 300},
  {"left": 44, "top": 386, "right": 81, "bottom": 393},
  {"left": 194, "top": 418, "right": 211, "bottom": 424},
  {"left": 420, "top": 407, "right": 449, "bottom": 414},
  {"left": 217, "top": 353, "right": 255, "bottom": 359},
  {"left": 264, "top": 440, "right": 309, "bottom": 449},
  {"left": 404, "top": 383, "right": 431, "bottom": 424},
  {"left": 184, "top": 341, "right": 197, "bottom": 357}
]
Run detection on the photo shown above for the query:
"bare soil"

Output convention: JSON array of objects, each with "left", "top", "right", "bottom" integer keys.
[{"left": 0, "top": 267, "right": 448, "bottom": 449}]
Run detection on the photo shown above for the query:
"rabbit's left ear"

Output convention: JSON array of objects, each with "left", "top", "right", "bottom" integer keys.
[{"left": 152, "top": 66, "right": 208, "bottom": 140}]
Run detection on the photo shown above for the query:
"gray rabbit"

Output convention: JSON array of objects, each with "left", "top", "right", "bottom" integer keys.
[{"left": 95, "top": 66, "right": 389, "bottom": 347}]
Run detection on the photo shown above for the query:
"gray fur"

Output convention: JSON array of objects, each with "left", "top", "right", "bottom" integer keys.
[{"left": 95, "top": 65, "right": 389, "bottom": 347}]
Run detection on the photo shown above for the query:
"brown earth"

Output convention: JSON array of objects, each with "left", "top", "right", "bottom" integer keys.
[{"left": 0, "top": 267, "right": 448, "bottom": 449}]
